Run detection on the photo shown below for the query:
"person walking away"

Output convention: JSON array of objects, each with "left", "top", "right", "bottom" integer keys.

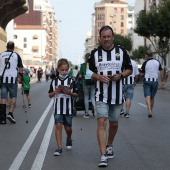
[
  {"left": 37, "top": 67, "right": 43, "bottom": 82},
  {"left": 163, "top": 66, "right": 170, "bottom": 82},
  {"left": 48, "top": 58, "right": 77, "bottom": 156},
  {"left": 22, "top": 68, "right": 31, "bottom": 108},
  {"left": 120, "top": 59, "right": 139, "bottom": 118},
  {"left": 140, "top": 51, "right": 164, "bottom": 117},
  {"left": 45, "top": 67, "right": 50, "bottom": 82},
  {"left": 0, "top": 41, "right": 23, "bottom": 124},
  {"left": 89, "top": 25, "right": 132, "bottom": 167},
  {"left": 79, "top": 53, "right": 96, "bottom": 118}
]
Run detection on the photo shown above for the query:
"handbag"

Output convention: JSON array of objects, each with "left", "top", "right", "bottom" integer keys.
[{"left": 0, "top": 52, "right": 13, "bottom": 88}]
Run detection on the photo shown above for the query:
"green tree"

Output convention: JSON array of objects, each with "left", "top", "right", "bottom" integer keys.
[
  {"left": 114, "top": 34, "right": 132, "bottom": 52},
  {"left": 98, "top": 34, "right": 132, "bottom": 52},
  {"left": 134, "top": 0, "right": 170, "bottom": 66},
  {"left": 131, "top": 46, "right": 149, "bottom": 62}
]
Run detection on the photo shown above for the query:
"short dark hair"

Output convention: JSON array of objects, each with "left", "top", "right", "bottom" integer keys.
[
  {"left": 99, "top": 25, "right": 114, "bottom": 37},
  {"left": 145, "top": 51, "right": 152, "bottom": 57},
  {"left": 7, "top": 41, "right": 15, "bottom": 50}
]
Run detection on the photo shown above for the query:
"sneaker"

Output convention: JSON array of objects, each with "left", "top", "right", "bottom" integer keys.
[
  {"left": 66, "top": 139, "right": 72, "bottom": 149},
  {"left": 98, "top": 155, "right": 108, "bottom": 167},
  {"left": 28, "top": 104, "right": 32, "bottom": 108},
  {"left": 6, "top": 113, "right": 16, "bottom": 124},
  {"left": 23, "top": 105, "right": 26, "bottom": 109},
  {"left": 83, "top": 113, "right": 90, "bottom": 118},
  {"left": 124, "top": 113, "right": 130, "bottom": 118},
  {"left": 106, "top": 145, "right": 114, "bottom": 159},
  {"left": 120, "top": 109, "right": 124, "bottom": 115},
  {"left": 148, "top": 112, "right": 152, "bottom": 118},
  {"left": 54, "top": 148, "right": 62, "bottom": 156}
]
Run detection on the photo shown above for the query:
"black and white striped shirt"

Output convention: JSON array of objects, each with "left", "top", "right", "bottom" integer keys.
[
  {"left": 0, "top": 50, "right": 23, "bottom": 84},
  {"left": 123, "top": 59, "right": 139, "bottom": 85},
  {"left": 140, "top": 58, "right": 163, "bottom": 81},
  {"left": 89, "top": 45, "right": 132, "bottom": 104},
  {"left": 48, "top": 76, "right": 75, "bottom": 115}
]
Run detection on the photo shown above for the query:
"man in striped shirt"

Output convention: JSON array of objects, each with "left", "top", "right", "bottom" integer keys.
[
  {"left": 89, "top": 25, "right": 132, "bottom": 167},
  {"left": 140, "top": 51, "right": 164, "bottom": 117},
  {"left": 120, "top": 59, "right": 139, "bottom": 118},
  {"left": 0, "top": 41, "right": 23, "bottom": 123}
]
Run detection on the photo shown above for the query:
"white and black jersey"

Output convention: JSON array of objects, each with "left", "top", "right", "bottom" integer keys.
[
  {"left": 0, "top": 50, "right": 23, "bottom": 84},
  {"left": 140, "top": 58, "right": 163, "bottom": 81},
  {"left": 123, "top": 59, "right": 139, "bottom": 85},
  {"left": 89, "top": 45, "right": 132, "bottom": 104},
  {"left": 48, "top": 76, "right": 75, "bottom": 115}
]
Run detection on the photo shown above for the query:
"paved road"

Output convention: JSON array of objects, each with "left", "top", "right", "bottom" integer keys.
[{"left": 0, "top": 80, "right": 170, "bottom": 170}]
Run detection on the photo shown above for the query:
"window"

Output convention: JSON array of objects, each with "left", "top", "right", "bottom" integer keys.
[
  {"left": 14, "top": 35, "right": 17, "bottom": 39},
  {"left": 121, "top": 8, "right": 124, "bottom": 13},
  {"left": 121, "top": 22, "right": 124, "bottom": 27},
  {"left": 121, "top": 29, "right": 124, "bottom": 34},
  {"left": 24, "top": 38, "right": 27, "bottom": 42},
  {"left": 128, "top": 14, "right": 132, "bottom": 17},
  {"left": 121, "top": 15, "right": 124, "bottom": 20},
  {"left": 114, "top": 8, "right": 117, "bottom": 13},
  {"left": 98, "top": 15, "right": 105, "bottom": 20},
  {"left": 24, "top": 44, "right": 27, "bottom": 48},
  {"left": 33, "top": 35, "right": 38, "bottom": 39}
]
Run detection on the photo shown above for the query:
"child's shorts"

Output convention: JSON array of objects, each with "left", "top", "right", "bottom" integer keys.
[
  {"left": 22, "top": 89, "right": 30, "bottom": 95},
  {"left": 54, "top": 114, "right": 72, "bottom": 127}
]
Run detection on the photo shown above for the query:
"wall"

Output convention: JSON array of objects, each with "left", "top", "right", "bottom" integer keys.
[{"left": 0, "top": 27, "right": 7, "bottom": 53}]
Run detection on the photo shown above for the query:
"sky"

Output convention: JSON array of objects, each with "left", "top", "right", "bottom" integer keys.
[{"left": 50, "top": 0, "right": 136, "bottom": 65}]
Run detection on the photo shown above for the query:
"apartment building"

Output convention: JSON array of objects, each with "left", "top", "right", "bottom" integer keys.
[
  {"left": 84, "top": 32, "right": 93, "bottom": 54},
  {"left": 94, "top": 0, "right": 128, "bottom": 46},
  {"left": 127, "top": 5, "right": 134, "bottom": 40},
  {"left": 13, "top": 0, "right": 59, "bottom": 69}
]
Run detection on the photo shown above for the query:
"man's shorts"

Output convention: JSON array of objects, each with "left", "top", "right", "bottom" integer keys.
[
  {"left": 54, "top": 114, "right": 72, "bottom": 127},
  {"left": 1, "top": 83, "right": 18, "bottom": 99},
  {"left": 143, "top": 80, "right": 158, "bottom": 98},
  {"left": 124, "top": 84, "right": 134, "bottom": 100},
  {"left": 96, "top": 101, "right": 122, "bottom": 122}
]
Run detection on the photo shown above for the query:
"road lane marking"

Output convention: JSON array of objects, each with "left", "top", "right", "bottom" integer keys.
[
  {"left": 138, "top": 103, "right": 147, "bottom": 107},
  {"left": 31, "top": 114, "right": 54, "bottom": 170},
  {"left": 8, "top": 100, "right": 53, "bottom": 170}
]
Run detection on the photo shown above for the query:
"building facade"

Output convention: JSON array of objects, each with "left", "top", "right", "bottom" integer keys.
[
  {"left": 94, "top": 0, "right": 128, "bottom": 46},
  {"left": 13, "top": 0, "right": 59, "bottom": 69}
]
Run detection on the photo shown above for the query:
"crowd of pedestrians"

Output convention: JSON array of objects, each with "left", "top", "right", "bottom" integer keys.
[{"left": 0, "top": 25, "right": 168, "bottom": 168}]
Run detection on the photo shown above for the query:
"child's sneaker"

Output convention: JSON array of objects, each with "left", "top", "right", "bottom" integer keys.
[
  {"left": 66, "top": 139, "right": 72, "bottom": 149},
  {"left": 98, "top": 155, "right": 108, "bottom": 167},
  {"left": 23, "top": 105, "right": 26, "bottom": 109},
  {"left": 28, "top": 104, "right": 32, "bottom": 108},
  {"left": 54, "top": 148, "right": 62, "bottom": 156}
]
